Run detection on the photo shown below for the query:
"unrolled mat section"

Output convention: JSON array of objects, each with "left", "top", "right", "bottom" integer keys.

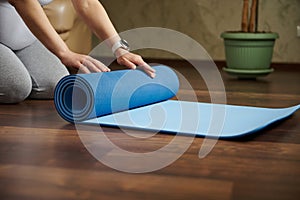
[{"left": 54, "top": 65, "right": 300, "bottom": 138}]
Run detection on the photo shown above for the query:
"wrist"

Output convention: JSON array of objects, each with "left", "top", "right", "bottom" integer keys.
[
  {"left": 56, "top": 47, "right": 71, "bottom": 60},
  {"left": 114, "top": 48, "right": 130, "bottom": 58},
  {"left": 56, "top": 48, "right": 73, "bottom": 66},
  {"left": 111, "top": 39, "right": 130, "bottom": 56}
]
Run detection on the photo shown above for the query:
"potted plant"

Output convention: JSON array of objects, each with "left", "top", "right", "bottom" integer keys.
[{"left": 221, "top": 0, "right": 279, "bottom": 79}]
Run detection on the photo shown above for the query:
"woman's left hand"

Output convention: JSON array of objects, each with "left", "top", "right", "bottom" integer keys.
[{"left": 115, "top": 49, "right": 156, "bottom": 78}]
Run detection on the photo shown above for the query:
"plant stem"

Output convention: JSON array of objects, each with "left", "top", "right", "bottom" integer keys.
[
  {"left": 249, "top": 0, "right": 257, "bottom": 32},
  {"left": 242, "top": 0, "right": 249, "bottom": 32},
  {"left": 255, "top": 0, "right": 259, "bottom": 32}
]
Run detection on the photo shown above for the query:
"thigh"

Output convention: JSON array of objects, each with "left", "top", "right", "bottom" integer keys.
[
  {"left": 15, "top": 40, "right": 69, "bottom": 99},
  {"left": 0, "top": 43, "right": 32, "bottom": 103}
]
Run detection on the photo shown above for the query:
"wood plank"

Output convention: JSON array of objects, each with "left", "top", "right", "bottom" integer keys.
[
  {"left": 0, "top": 60, "right": 299, "bottom": 200},
  {"left": 0, "top": 164, "right": 233, "bottom": 200}
]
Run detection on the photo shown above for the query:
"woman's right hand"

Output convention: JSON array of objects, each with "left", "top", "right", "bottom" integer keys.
[
  {"left": 9, "top": 0, "right": 110, "bottom": 74},
  {"left": 59, "top": 50, "right": 110, "bottom": 73}
]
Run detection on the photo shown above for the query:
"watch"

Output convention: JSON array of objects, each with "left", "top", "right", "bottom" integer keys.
[{"left": 111, "top": 39, "right": 130, "bottom": 55}]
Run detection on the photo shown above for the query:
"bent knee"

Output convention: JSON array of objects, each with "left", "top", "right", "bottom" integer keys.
[
  {"left": 0, "top": 81, "right": 32, "bottom": 104},
  {"left": 30, "top": 73, "right": 68, "bottom": 99}
]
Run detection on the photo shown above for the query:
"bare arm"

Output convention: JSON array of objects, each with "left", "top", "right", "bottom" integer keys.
[
  {"left": 8, "top": 0, "right": 110, "bottom": 73},
  {"left": 71, "top": 0, "right": 156, "bottom": 78},
  {"left": 71, "top": 0, "right": 119, "bottom": 47}
]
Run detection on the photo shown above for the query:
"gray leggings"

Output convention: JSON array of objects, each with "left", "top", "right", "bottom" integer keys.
[{"left": 0, "top": 40, "right": 69, "bottom": 103}]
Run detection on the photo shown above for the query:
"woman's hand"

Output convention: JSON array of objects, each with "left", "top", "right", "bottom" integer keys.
[
  {"left": 115, "top": 48, "right": 156, "bottom": 78},
  {"left": 71, "top": 0, "right": 156, "bottom": 77},
  {"left": 59, "top": 50, "right": 110, "bottom": 73}
]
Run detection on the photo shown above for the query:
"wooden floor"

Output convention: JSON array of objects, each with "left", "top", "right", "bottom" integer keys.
[{"left": 0, "top": 60, "right": 300, "bottom": 200}]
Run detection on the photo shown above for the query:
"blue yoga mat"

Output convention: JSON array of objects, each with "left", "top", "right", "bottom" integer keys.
[{"left": 54, "top": 65, "right": 300, "bottom": 138}]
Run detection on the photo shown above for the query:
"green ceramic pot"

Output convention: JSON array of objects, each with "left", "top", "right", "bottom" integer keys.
[{"left": 221, "top": 32, "right": 279, "bottom": 78}]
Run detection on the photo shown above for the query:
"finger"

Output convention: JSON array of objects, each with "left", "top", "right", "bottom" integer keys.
[
  {"left": 136, "top": 66, "right": 156, "bottom": 78},
  {"left": 82, "top": 59, "right": 102, "bottom": 73},
  {"left": 130, "top": 55, "right": 156, "bottom": 76},
  {"left": 140, "top": 62, "right": 156, "bottom": 73},
  {"left": 120, "top": 58, "right": 137, "bottom": 70},
  {"left": 144, "top": 68, "right": 156, "bottom": 78},
  {"left": 78, "top": 64, "right": 91, "bottom": 74},
  {"left": 88, "top": 57, "right": 110, "bottom": 72},
  {"left": 138, "top": 62, "right": 156, "bottom": 78}
]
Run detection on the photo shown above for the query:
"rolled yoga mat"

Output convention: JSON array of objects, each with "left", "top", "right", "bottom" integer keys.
[{"left": 54, "top": 65, "right": 300, "bottom": 138}]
